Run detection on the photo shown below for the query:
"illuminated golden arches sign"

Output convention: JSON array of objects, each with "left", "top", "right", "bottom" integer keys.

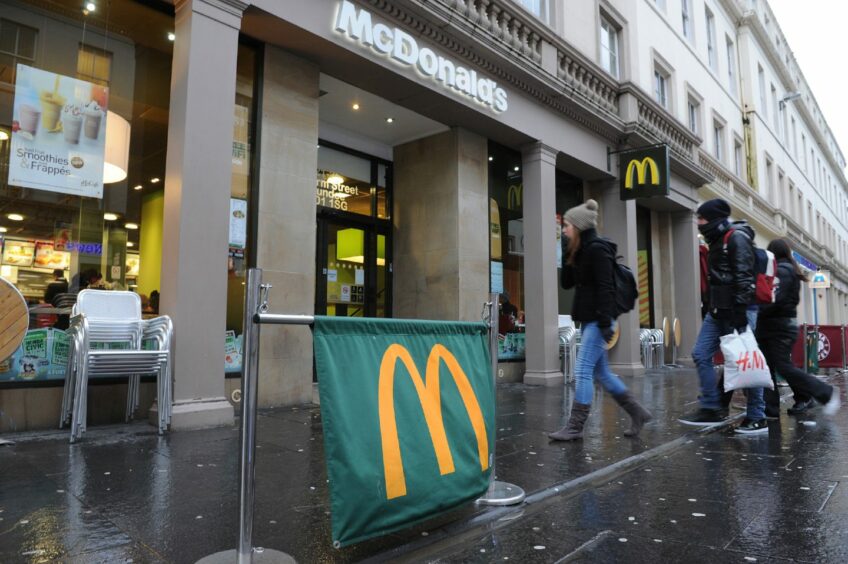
[
  {"left": 378, "top": 343, "right": 489, "bottom": 500},
  {"left": 507, "top": 183, "right": 523, "bottom": 210},
  {"left": 624, "top": 158, "right": 660, "bottom": 189},
  {"left": 618, "top": 145, "right": 669, "bottom": 200}
]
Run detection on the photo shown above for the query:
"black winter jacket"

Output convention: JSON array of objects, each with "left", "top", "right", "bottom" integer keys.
[
  {"left": 560, "top": 229, "right": 616, "bottom": 328},
  {"left": 758, "top": 259, "right": 801, "bottom": 320},
  {"left": 703, "top": 220, "right": 756, "bottom": 318}
]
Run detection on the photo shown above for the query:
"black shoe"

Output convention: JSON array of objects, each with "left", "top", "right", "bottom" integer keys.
[
  {"left": 787, "top": 399, "right": 816, "bottom": 415},
  {"left": 678, "top": 408, "right": 727, "bottom": 426},
  {"left": 735, "top": 418, "right": 768, "bottom": 435}
]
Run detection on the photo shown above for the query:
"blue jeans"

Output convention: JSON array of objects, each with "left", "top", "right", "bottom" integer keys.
[
  {"left": 575, "top": 322, "right": 627, "bottom": 405},
  {"left": 691, "top": 309, "right": 765, "bottom": 420}
]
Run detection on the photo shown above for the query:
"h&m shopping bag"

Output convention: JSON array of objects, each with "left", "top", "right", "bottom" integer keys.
[{"left": 720, "top": 328, "right": 774, "bottom": 391}]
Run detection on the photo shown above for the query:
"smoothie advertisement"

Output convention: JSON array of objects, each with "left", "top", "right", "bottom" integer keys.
[{"left": 8, "top": 64, "right": 109, "bottom": 199}]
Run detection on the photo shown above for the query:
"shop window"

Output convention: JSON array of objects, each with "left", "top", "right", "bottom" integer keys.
[
  {"left": 0, "top": 18, "right": 37, "bottom": 84},
  {"left": 77, "top": 44, "right": 112, "bottom": 87}
]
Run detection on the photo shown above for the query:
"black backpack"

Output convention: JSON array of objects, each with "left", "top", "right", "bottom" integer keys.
[{"left": 589, "top": 238, "right": 638, "bottom": 318}]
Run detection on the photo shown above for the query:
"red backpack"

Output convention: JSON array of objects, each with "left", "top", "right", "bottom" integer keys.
[{"left": 722, "top": 229, "right": 778, "bottom": 304}]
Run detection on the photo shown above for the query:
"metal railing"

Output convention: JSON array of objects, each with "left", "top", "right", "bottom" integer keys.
[{"left": 640, "top": 329, "right": 665, "bottom": 369}]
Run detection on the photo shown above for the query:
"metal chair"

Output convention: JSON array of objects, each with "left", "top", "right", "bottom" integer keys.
[{"left": 60, "top": 290, "right": 173, "bottom": 442}]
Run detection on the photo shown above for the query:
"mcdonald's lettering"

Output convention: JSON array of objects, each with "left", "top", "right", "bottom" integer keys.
[
  {"left": 624, "top": 157, "right": 660, "bottom": 190},
  {"left": 378, "top": 343, "right": 489, "bottom": 500}
]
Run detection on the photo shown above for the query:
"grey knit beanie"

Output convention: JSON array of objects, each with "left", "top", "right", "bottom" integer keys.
[{"left": 564, "top": 199, "right": 599, "bottom": 231}]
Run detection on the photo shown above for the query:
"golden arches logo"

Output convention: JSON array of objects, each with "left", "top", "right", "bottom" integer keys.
[
  {"left": 378, "top": 343, "right": 489, "bottom": 500},
  {"left": 507, "top": 183, "right": 523, "bottom": 210},
  {"left": 624, "top": 157, "right": 660, "bottom": 189}
]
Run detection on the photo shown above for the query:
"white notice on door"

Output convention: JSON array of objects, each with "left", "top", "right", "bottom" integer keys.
[
  {"left": 340, "top": 284, "right": 351, "bottom": 302},
  {"left": 328, "top": 269, "right": 337, "bottom": 282},
  {"left": 355, "top": 268, "right": 364, "bottom": 285}
]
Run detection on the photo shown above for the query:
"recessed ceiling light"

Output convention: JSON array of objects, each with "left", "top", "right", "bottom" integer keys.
[
  {"left": 513, "top": 166, "right": 519, "bottom": 172},
  {"left": 327, "top": 173, "right": 344, "bottom": 186},
  {"left": 0, "top": 131, "right": 8, "bottom": 141},
  {"left": 125, "top": 222, "right": 139, "bottom": 230},
  {"left": 150, "top": 177, "right": 160, "bottom": 183},
  {"left": 127, "top": 241, "right": 134, "bottom": 247},
  {"left": 386, "top": 117, "right": 394, "bottom": 123},
  {"left": 133, "top": 184, "right": 143, "bottom": 191},
  {"left": 6, "top": 213, "right": 23, "bottom": 221},
  {"left": 85, "top": 2, "right": 96, "bottom": 12},
  {"left": 104, "top": 213, "right": 118, "bottom": 221},
  {"left": 352, "top": 103, "right": 360, "bottom": 110},
  {"left": 168, "top": 32, "right": 176, "bottom": 41},
  {"left": 488, "top": 156, "right": 493, "bottom": 162},
  {"left": 0, "top": 227, "right": 7, "bottom": 233}
]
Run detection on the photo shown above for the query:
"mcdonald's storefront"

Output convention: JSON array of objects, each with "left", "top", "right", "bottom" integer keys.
[{"left": 0, "top": 0, "right": 713, "bottom": 432}]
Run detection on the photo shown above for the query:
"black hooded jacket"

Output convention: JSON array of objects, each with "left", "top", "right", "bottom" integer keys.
[
  {"left": 701, "top": 219, "right": 756, "bottom": 318},
  {"left": 560, "top": 228, "right": 616, "bottom": 327},
  {"left": 758, "top": 258, "right": 801, "bottom": 320}
]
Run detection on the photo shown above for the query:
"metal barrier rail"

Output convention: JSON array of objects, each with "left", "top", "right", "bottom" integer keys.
[
  {"left": 639, "top": 329, "right": 664, "bottom": 369},
  {"left": 559, "top": 327, "right": 578, "bottom": 383}
]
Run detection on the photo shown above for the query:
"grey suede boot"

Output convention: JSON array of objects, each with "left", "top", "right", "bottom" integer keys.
[
  {"left": 612, "top": 390, "right": 653, "bottom": 437},
  {"left": 548, "top": 402, "right": 591, "bottom": 441}
]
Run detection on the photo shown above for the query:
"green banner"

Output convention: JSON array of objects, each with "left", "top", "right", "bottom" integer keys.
[{"left": 313, "top": 316, "right": 494, "bottom": 547}]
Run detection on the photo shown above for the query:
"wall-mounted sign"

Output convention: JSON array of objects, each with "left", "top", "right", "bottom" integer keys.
[
  {"left": 619, "top": 145, "right": 670, "bottom": 200},
  {"left": 1, "top": 240, "right": 35, "bottom": 267},
  {"left": 8, "top": 64, "right": 108, "bottom": 198},
  {"left": 335, "top": 0, "right": 508, "bottom": 113},
  {"left": 810, "top": 271, "right": 831, "bottom": 289},
  {"left": 34, "top": 241, "right": 70, "bottom": 270},
  {"left": 792, "top": 251, "right": 817, "bottom": 273},
  {"left": 229, "top": 198, "right": 247, "bottom": 249}
]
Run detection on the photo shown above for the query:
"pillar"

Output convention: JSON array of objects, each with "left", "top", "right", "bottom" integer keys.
[
  {"left": 671, "top": 211, "right": 701, "bottom": 365},
  {"left": 159, "top": 0, "right": 246, "bottom": 429},
  {"left": 522, "top": 142, "right": 561, "bottom": 386},
  {"left": 586, "top": 180, "right": 644, "bottom": 376}
]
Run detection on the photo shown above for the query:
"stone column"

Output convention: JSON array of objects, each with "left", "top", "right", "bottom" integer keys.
[
  {"left": 159, "top": 0, "right": 246, "bottom": 429},
  {"left": 671, "top": 211, "right": 701, "bottom": 365},
  {"left": 586, "top": 180, "right": 644, "bottom": 376},
  {"left": 522, "top": 142, "right": 561, "bottom": 386}
]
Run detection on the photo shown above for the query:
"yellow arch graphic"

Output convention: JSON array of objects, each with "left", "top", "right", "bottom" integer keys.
[
  {"left": 378, "top": 343, "right": 489, "bottom": 500},
  {"left": 624, "top": 157, "right": 660, "bottom": 189},
  {"left": 507, "top": 183, "right": 523, "bottom": 210}
]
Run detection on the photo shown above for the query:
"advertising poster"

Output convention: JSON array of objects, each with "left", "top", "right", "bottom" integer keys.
[
  {"left": 229, "top": 198, "right": 247, "bottom": 249},
  {"left": 34, "top": 241, "right": 71, "bottom": 270},
  {"left": 637, "top": 250, "right": 651, "bottom": 327},
  {"left": 8, "top": 64, "right": 108, "bottom": 198},
  {"left": 2, "top": 240, "right": 35, "bottom": 267},
  {"left": 126, "top": 253, "right": 140, "bottom": 277}
]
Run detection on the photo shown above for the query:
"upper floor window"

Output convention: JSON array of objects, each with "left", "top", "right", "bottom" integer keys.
[
  {"left": 771, "top": 84, "right": 779, "bottom": 132},
  {"left": 713, "top": 120, "right": 725, "bottom": 162},
  {"left": 705, "top": 7, "right": 717, "bottom": 71},
  {"left": 758, "top": 65, "right": 767, "bottom": 118},
  {"left": 687, "top": 97, "right": 700, "bottom": 135},
  {"left": 516, "top": 0, "right": 550, "bottom": 24},
  {"left": 599, "top": 16, "right": 619, "bottom": 79},
  {"left": 734, "top": 137, "right": 743, "bottom": 177},
  {"left": 0, "top": 18, "right": 38, "bottom": 84},
  {"left": 77, "top": 44, "right": 112, "bottom": 87},
  {"left": 654, "top": 67, "right": 670, "bottom": 110},
  {"left": 656, "top": 0, "right": 668, "bottom": 11},
  {"left": 682, "top": 0, "right": 693, "bottom": 40},
  {"left": 726, "top": 36, "right": 737, "bottom": 96}
]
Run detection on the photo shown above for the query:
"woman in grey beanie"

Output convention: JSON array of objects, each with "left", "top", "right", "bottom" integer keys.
[{"left": 549, "top": 199, "right": 653, "bottom": 440}]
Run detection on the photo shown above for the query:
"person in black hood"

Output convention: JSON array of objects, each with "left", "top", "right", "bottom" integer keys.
[
  {"left": 679, "top": 199, "right": 767, "bottom": 434},
  {"left": 548, "top": 199, "right": 652, "bottom": 441},
  {"left": 756, "top": 239, "right": 840, "bottom": 417}
]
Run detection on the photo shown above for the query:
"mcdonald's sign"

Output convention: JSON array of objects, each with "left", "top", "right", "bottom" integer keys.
[
  {"left": 619, "top": 145, "right": 670, "bottom": 200},
  {"left": 313, "top": 316, "right": 493, "bottom": 546}
]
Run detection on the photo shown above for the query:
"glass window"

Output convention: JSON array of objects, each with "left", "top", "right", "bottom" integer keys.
[
  {"left": 758, "top": 65, "right": 767, "bottom": 118},
  {"left": 726, "top": 36, "right": 737, "bottom": 95},
  {"left": 317, "top": 146, "right": 373, "bottom": 216},
  {"left": 713, "top": 122, "right": 724, "bottom": 162},
  {"left": 600, "top": 17, "right": 619, "bottom": 79},
  {"left": 0, "top": 0, "right": 174, "bottom": 384},
  {"left": 654, "top": 68, "right": 669, "bottom": 109},
  {"left": 681, "top": 0, "right": 692, "bottom": 40},
  {"left": 734, "top": 139, "right": 743, "bottom": 177},
  {"left": 687, "top": 98, "right": 699, "bottom": 134},
  {"left": 705, "top": 8, "right": 716, "bottom": 70},
  {"left": 517, "top": 0, "right": 549, "bottom": 23}
]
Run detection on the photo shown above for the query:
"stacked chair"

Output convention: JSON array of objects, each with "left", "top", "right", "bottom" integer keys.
[{"left": 60, "top": 290, "right": 173, "bottom": 443}]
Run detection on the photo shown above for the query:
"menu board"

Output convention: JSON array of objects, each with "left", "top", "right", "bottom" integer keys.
[
  {"left": 34, "top": 241, "right": 70, "bottom": 269},
  {"left": 2, "top": 240, "right": 36, "bottom": 267}
]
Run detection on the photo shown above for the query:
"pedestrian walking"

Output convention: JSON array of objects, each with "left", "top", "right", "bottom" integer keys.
[
  {"left": 679, "top": 198, "right": 767, "bottom": 434},
  {"left": 548, "top": 199, "right": 652, "bottom": 441},
  {"left": 756, "top": 238, "right": 841, "bottom": 417}
]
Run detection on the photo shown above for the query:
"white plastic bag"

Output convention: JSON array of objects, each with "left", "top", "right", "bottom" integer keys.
[{"left": 720, "top": 328, "right": 774, "bottom": 391}]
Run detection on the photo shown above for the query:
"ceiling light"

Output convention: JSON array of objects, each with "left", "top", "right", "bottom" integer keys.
[
  {"left": 488, "top": 156, "right": 493, "bottom": 162},
  {"left": 0, "top": 227, "right": 7, "bottom": 233},
  {"left": 168, "top": 32, "right": 176, "bottom": 41},
  {"left": 104, "top": 213, "right": 118, "bottom": 221},
  {"left": 133, "top": 184, "right": 143, "bottom": 191},
  {"left": 513, "top": 166, "right": 520, "bottom": 172},
  {"left": 126, "top": 241, "right": 134, "bottom": 247},
  {"left": 327, "top": 173, "right": 344, "bottom": 186},
  {"left": 125, "top": 222, "right": 139, "bottom": 230},
  {"left": 0, "top": 131, "right": 8, "bottom": 141},
  {"left": 386, "top": 117, "right": 394, "bottom": 123},
  {"left": 85, "top": 2, "right": 96, "bottom": 12},
  {"left": 6, "top": 213, "right": 24, "bottom": 221},
  {"left": 150, "top": 177, "right": 160, "bottom": 183},
  {"left": 352, "top": 103, "right": 360, "bottom": 110}
]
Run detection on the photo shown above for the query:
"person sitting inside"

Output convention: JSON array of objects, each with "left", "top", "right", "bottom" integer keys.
[{"left": 44, "top": 269, "right": 68, "bottom": 305}]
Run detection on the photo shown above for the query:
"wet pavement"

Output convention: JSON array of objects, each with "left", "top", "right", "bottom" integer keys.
[{"left": 1, "top": 368, "right": 846, "bottom": 563}]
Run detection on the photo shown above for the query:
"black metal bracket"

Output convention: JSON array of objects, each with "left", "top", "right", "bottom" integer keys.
[{"left": 606, "top": 142, "right": 667, "bottom": 172}]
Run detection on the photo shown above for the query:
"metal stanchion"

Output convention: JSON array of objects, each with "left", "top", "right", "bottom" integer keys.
[
  {"left": 197, "top": 269, "right": 295, "bottom": 564},
  {"left": 476, "top": 293, "right": 525, "bottom": 507}
]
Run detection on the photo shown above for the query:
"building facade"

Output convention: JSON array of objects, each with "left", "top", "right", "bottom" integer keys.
[{"left": 0, "top": 0, "right": 843, "bottom": 432}]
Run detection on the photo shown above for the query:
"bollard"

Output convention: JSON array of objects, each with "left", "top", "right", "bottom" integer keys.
[{"left": 476, "top": 293, "right": 525, "bottom": 507}]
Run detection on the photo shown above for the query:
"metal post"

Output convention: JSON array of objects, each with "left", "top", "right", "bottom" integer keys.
[
  {"left": 197, "top": 268, "right": 294, "bottom": 564},
  {"left": 477, "top": 293, "right": 525, "bottom": 507}
]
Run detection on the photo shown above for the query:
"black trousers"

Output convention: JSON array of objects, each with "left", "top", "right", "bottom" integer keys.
[{"left": 756, "top": 318, "right": 833, "bottom": 415}]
